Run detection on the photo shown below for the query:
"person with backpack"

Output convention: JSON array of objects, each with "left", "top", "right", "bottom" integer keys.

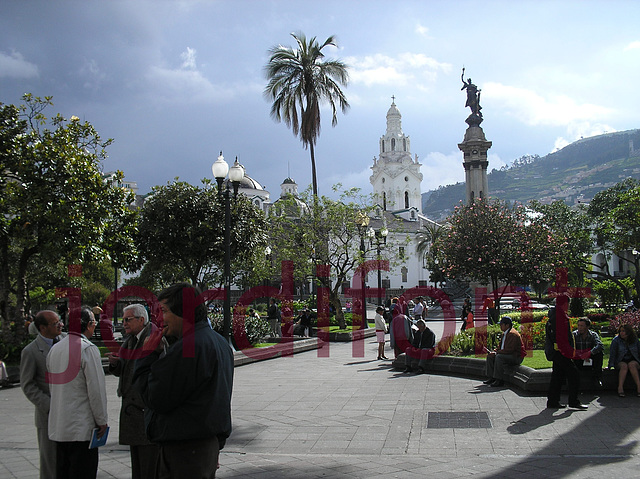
[
  {"left": 545, "top": 305, "right": 588, "bottom": 409},
  {"left": 483, "top": 316, "right": 525, "bottom": 387}
]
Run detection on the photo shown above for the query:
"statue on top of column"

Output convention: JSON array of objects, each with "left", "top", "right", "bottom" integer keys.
[{"left": 461, "top": 67, "right": 483, "bottom": 126}]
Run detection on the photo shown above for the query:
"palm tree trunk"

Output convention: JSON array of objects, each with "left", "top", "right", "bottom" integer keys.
[{"left": 310, "top": 142, "right": 318, "bottom": 197}]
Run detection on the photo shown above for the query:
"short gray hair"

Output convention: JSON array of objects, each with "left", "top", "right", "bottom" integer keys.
[{"left": 123, "top": 303, "right": 149, "bottom": 324}]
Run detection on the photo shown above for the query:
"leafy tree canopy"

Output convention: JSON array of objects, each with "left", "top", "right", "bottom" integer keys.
[
  {"left": 0, "top": 95, "right": 137, "bottom": 337},
  {"left": 268, "top": 186, "right": 402, "bottom": 328},
  {"left": 135, "top": 179, "right": 268, "bottom": 290},
  {"left": 435, "top": 199, "right": 566, "bottom": 297}
]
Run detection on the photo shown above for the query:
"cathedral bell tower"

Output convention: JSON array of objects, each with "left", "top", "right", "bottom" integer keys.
[{"left": 370, "top": 98, "right": 423, "bottom": 211}]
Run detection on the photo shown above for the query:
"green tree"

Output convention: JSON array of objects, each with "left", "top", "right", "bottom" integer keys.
[
  {"left": 264, "top": 32, "right": 349, "bottom": 197},
  {"left": 588, "top": 179, "right": 640, "bottom": 303},
  {"left": 416, "top": 220, "right": 446, "bottom": 287},
  {"left": 134, "top": 179, "right": 268, "bottom": 290},
  {"left": 0, "top": 95, "right": 137, "bottom": 342},
  {"left": 435, "top": 199, "right": 566, "bottom": 305},
  {"left": 269, "top": 186, "right": 400, "bottom": 329},
  {"left": 533, "top": 180, "right": 640, "bottom": 304},
  {"left": 529, "top": 199, "right": 592, "bottom": 285}
]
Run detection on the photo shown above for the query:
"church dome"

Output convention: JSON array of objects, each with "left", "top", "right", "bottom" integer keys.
[{"left": 224, "top": 162, "right": 264, "bottom": 191}]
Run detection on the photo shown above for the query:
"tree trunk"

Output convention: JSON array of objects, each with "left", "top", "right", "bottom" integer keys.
[
  {"left": 329, "top": 292, "right": 346, "bottom": 330},
  {"left": 0, "top": 234, "right": 11, "bottom": 340},
  {"left": 309, "top": 142, "right": 318, "bottom": 198},
  {"left": 13, "top": 247, "right": 33, "bottom": 343}
]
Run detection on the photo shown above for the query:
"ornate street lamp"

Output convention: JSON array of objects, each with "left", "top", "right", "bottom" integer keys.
[
  {"left": 368, "top": 225, "right": 388, "bottom": 307},
  {"left": 355, "top": 211, "right": 370, "bottom": 329},
  {"left": 212, "top": 151, "right": 245, "bottom": 346}
]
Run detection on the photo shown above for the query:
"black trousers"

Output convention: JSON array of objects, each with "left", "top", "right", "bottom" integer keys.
[
  {"left": 157, "top": 437, "right": 219, "bottom": 479},
  {"left": 548, "top": 350, "right": 580, "bottom": 405},
  {"left": 573, "top": 353, "right": 604, "bottom": 380},
  {"left": 56, "top": 441, "right": 98, "bottom": 479}
]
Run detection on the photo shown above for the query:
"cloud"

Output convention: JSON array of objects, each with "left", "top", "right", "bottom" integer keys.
[
  {"left": 180, "top": 47, "right": 197, "bottom": 70},
  {"left": 624, "top": 41, "right": 640, "bottom": 51},
  {"left": 146, "top": 47, "right": 261, "bottom": 103},
  {"left": 415, "top": 24, "right": 429, "bottom": 36},
  {"left": 79, "top": 59, "right": 106, "bottom": 90},
  {"left": 0, "top": 50, "right": 38, "bottom": 79},
  {"left": 325, "top": 167, "right": 372, "bottom": 193},
  {"left": 345, "top": 53, "right": 451, "bottom": 87},
  {"left": 483, "top": 82, "right": 614, "bottom": 127},
  {"left": 421, "top": 151, "right": 465, "bottom": 191},
  {"left": 553, "top": 122, "right": 616, "bottom": 152}
]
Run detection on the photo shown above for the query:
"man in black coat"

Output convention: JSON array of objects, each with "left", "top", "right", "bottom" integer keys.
[
  {"left": 134, "top": 283, "right": 234, "bottom": 478},
  {"left": 108, "top": 304, "right": 167, "bottom": 479}
]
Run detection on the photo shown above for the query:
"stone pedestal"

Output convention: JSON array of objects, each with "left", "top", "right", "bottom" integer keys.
[{"left": 458, "top": 123, "right": 492, "bottom": 203}]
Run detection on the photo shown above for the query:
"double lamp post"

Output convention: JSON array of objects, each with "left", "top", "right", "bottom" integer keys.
[{"left": 212, "top": 152, "right": 244, "bottom": 347}]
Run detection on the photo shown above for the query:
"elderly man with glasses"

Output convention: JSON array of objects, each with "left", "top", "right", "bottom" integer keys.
[
  {"left": 108, "top": 304, "right": 166, "bottom": 479},
  {"left": 20, "top": 310, "right": 65, "bottom": 478}
]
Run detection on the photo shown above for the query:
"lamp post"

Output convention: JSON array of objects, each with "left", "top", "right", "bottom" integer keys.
[
  {"left": 368, "top": 225, "right": 388, "bottom": 307},
  {"left": 212, "top": 151, "right": 244, "bottom": 346},
  {"left": 355, "top": 212, "right": 370, "bottom": 329}
]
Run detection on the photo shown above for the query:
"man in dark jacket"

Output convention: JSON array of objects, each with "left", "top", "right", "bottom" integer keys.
[
  {"left": 108, "top": 304, "right": 166, "bottom": 479},
  {"left": 134, "top": 283, "right": 234, "bottom": 478},
  {"left": 403, "top": 320, "right": 436, "bottom": 374},
  {"left": 483, "top": 316, "right": 524, "bottom": 387},
  {"left": 545, "top": 304, "right": 588, "bottom": 410}
]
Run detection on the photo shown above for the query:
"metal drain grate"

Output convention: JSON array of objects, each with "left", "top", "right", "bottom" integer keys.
[{"left": 427, "top": 411, "right": 492, "bottom": 429}]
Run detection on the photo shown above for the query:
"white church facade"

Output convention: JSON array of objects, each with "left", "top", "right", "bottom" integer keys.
[{"left": 367, "top": 99, "right": 440, "bottom": 293}]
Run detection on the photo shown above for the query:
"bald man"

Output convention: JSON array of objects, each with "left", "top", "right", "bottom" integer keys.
[{"left": 20, "top": 310, "right": 64, "bottom": 479}]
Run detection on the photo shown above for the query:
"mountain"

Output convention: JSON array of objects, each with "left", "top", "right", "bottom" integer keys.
[{"left": 422, "top": 129, "right": 640, "bottom": 221}]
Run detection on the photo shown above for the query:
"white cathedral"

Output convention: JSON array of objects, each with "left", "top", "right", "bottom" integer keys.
[{"left": 367, "top": 99, "right": 440, "bottom": 291}]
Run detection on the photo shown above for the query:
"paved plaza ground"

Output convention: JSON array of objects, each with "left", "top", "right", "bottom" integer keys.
[{"left": 2, "top": 326, "right": 640, "bottom": 478}]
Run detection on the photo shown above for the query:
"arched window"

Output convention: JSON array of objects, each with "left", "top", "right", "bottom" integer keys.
[
  {"left": 391, "top": 138, "right": 396, "bottom": 151},
  {"left": 383, "top": 192, "right": 387, "bottom": 211},
  {"left": 404, "top": 191, "right": 409, "bottom": 208},
  {"left": 401, "top": 266, "right": 408, "bottom": 283},
  {"left": 381, "top": 140, "right": 385, "bottom": 153},
  {"left": 403, "top": 138, "right": 407, "bottom": 151}
]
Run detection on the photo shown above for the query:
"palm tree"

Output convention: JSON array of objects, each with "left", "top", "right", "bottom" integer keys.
[
  {"left": 416, "top": 220, "right": 446, "bottom": 287},
  {"left": 264, "top": 32, "right": 349, "bottom": 197}
]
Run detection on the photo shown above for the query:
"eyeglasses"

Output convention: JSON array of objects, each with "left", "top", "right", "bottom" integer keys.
[{"left": 123, "top": 316, "right": 140, "bottom": 323}]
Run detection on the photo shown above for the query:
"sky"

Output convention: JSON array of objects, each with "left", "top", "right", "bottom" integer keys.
[{"left": 1, "top": 0, "right": 639, "bottom": 199}]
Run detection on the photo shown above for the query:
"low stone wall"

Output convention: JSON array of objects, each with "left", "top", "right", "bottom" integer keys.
[{"left": 392, "top": 354, "right": 627, "bottom": 392}]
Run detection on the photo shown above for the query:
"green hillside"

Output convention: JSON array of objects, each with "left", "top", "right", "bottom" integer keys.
[{"left": 422, "top": 129, "right": 640, "bottom": 221}]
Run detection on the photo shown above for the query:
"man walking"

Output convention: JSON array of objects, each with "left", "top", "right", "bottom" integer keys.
[
  {"left": 20, "top": 310, "right": 64, "bottom": 478},
  {"left": 133, "top": 283, "right": 234, "bottom": 478},
  {"left": 47, "top": 306, "right": 108, "bottom": 478},
  {"left": 108, "top": 304, "right": 166, "bottom": 479}
]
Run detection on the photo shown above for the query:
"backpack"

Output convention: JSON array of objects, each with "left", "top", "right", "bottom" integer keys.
[{"left": 544, "top": 307, "right": 556, "bottom": 361}]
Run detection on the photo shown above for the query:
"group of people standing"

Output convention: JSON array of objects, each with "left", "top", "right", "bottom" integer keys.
[{"left": 20, "top": 283, "right": 234, "bottom": 479}]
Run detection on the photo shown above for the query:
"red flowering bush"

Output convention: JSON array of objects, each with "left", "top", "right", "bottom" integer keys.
[{"left": 610, "top": 311, "right": 640, "bottom": 335}]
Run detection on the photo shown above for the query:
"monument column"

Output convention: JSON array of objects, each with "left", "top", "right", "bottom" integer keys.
[{"left": 458, "top": 68, "right": 491, "bottom": 203}]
